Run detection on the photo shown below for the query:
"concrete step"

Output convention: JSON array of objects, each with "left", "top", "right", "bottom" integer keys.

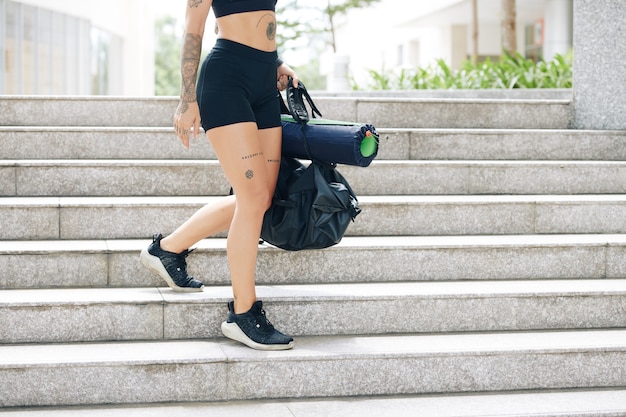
[
  {"left": 4, "top": 389, "right": 626, "bottom": 417},
  {"left": 3, "top": 126, "right": 623, "bottom": 161},
  {"left": 1, "top": 329, "right": 624, "bottom": 407},
  {"left": 0, "top": 126, "right": 216, "bottom": 160},
  {"left": 402, "top": 128, "right": 626, "bottom": 161},
  {"left": 1, "top": 195, "right": 624, "bottom": 240},
  {"left": 313, "top": 88, "right": 573, "bottom": 99},
  {"left": 2, "top": 235, "right": 624, "bottom": 289},
  {"left": 2, "top": 160, "right": 625, "bottom": 197},
  {"left": 0, "top": 96, "right": 570, "bottom": 129},
  {"left": 1, "top": 280, "right": 626, "bottom": 343}
]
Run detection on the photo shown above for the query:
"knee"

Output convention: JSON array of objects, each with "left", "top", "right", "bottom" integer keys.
[
  {"left": 237, "top": 186, "right": 273, "bottom": 216},
  {"left": 256, "top": 188, "right": 273, "bottom": 213}
]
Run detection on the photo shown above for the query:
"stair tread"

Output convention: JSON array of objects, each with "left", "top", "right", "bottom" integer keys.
[
  {"left": 2, "top": 279, "right": 626, "bottom": 307},
  {"left": 3, "top": 194, "right": 626, "bottom": 205},
  {"left": 1, "top": 234, "right": 625, "bottom": 253},
  {"left": 3, "top": 126, "right": 625, "bottom": 133},
  {"left": 4, "top": 158, "right": 626, "bottom": 165},
  {"left": 2, "top": 329, "right": 625, "bottom": 367}
]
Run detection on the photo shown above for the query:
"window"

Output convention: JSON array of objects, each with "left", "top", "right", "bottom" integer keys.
[{"left": 0, "top": 0, "right": 121, "bottom": 95}]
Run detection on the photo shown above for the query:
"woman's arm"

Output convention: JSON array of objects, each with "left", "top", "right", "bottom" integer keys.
[{"left": 174, "top": 0, "right": 212, "bottom": 148}]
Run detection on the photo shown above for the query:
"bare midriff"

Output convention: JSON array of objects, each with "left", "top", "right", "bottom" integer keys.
[{"left": 216, "top": 10, "right": 277, "bottom": 52}]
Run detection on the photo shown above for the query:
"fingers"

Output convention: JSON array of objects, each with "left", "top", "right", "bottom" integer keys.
[
  {"left": 277, "top": 74, "right": 299, "bottom": 91},
  {"left": 173, "top": 121, "right": 193, "bottom": 149},
  {"left": 193, "top": 119, "right": 200, "bottom": 140},
  {"left": 277, "top": 74, "right": 289, "bottom": 91},
  {"left": 173, "top": 101, "right": 201, "bottom": 149}
]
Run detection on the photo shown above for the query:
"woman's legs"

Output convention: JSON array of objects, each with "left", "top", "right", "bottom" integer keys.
[
  {"left": 160, "top": 121, "right": 281, "bottom": 313},
  {"left": 141, "top": 119, "right": 291, "bottom": 349},
  {"left": 206, "top": 122, "right": 281, "bottom": 313}
]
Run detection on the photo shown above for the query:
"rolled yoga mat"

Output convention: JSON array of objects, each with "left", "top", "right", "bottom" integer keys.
[{"left": 281, "top": 115, "right": 379, "bottom": 167}]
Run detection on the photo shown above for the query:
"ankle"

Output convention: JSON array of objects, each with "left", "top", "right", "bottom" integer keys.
[
  {"left": 234, "top": 299, "right": 256, "bottom": 315},
  {"left": 159, "top": 237, "right": 182, "bottom": 254}
]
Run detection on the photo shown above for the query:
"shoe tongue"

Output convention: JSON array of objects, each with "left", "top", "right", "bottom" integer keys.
[{"left": 251, "top": 300, "right": 264, "bottom": 313}]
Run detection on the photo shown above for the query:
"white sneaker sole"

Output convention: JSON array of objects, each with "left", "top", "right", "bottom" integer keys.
[
  {"left": 221, "top": 321, "right": 294, "bottom": 351},
  {"left": 139, "top": 248, "right": 204, "bottom": 292}
]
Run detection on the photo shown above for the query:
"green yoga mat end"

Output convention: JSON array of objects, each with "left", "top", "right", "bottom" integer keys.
[{"left": 360, "top": 130, "right": 378, "bottom": 157}]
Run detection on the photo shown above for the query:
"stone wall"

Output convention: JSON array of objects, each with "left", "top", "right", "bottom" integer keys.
[{"left": 571, "top": 0, "right": 626, "bottom": 130}]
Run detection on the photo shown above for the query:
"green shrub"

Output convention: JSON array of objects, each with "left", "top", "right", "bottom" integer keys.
[{"left": 358, "top": 50, "right": 573, "bottom": 90}]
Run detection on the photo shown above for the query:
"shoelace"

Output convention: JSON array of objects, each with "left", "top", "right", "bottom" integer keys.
[
  {"left": 254, "top": 308, "right": 275, "bottom": 332},
  {"left": 168, "top": 248, "right": 196, "bottom": 283}
]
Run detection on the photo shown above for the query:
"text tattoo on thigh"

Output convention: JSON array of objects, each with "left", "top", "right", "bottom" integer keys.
[{"left": 242, "top": 152, "right": 263, "bottom": 160}]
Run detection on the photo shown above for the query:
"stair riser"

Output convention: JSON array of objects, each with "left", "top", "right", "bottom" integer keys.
[
  {"left": 0, "top": 363, "right": 225, "bottom": 407},
  {"left": 354, "top": 200, "right": 626, "bottom": 236},
  {"left": 0, "top": 129, "right": 217, "bottom": 160},
  {"left": 0, "top": 97, "right": 176, "bottom": 128},
  {"left": 3, "top": 293, "right": 625, "bottom": 343},
  {"left": 344, "top": 163, "right": 626, "bottom": 196},
  {"left": 311, "top": 98, "right": 571, "bottom": 129},
  {"left": 2, "top": 128, "right": 624, "bottom": 161},
  {"left": 2, "top": 163, "right": 625, "bottom": 196},
  {"left": 225, "top": 351, "right": 626, "bottom": 401},
  {"left": 2, "top": 390, "right": 626, "bottom": 416},
  {"left": 2, "top": 243, "right": 623, "bottom": 289},
  {"left": 0, "top": 350, "right": 623, "bottom": 407},
  {"left": 408, "top": 130, "right": 626, "bottom": 161},
  {"left": 0, "top": 97, "right": 570, "bottom": 129},
  {"left": 1, "top": 199, "right": 624, "bottom": 240},
  {"left": 2, "top": 164, "right": 230, "bottom": 197}
]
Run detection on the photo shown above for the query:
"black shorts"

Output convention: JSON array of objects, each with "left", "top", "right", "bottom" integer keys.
[{"left": 196, "top": 38, "right": 281, "bottom": 131}]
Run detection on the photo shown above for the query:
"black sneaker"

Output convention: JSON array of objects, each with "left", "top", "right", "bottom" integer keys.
[
  {"left": 140, "top": 233, "right": 204, "bottom": 292},
  {"left": 221, "top": 300, "right": 294, "bottom": 350}
]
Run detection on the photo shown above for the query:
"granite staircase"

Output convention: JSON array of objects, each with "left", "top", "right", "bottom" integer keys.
[{"left": 0, "top": 93, "right": 625, "bottom": 416}]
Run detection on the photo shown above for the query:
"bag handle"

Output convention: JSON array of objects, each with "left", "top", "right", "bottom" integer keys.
[
  {"left": 285, "top": 78, "right": 322, "bottom": 123},
  {"left": 281, "top": 77, "right": 330, "bottom": 166}
]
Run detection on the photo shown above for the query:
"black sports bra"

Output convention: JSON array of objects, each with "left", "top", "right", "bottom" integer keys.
[{"left": 213, "top": 0, "right": 277, "bottom": 18}]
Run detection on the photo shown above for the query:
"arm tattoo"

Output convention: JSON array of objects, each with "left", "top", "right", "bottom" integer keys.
[
  {"left": 245, "top": 170, "right": 254, "bottom": 180},
  {"left": 188, "top": 0, "right": 203, "bottom": 8},
  {"left": 179, "top": 33, "right": 202, "bottom": 112}
]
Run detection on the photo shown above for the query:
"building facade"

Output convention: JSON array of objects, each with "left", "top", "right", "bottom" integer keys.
[
  {"left": 327, "top": 0, "right": 573, "bottom": 90},
  {"left": 1, "top": 0, "right": 574, "bottom": 95},
  {"left": 0, "top": 0, "right": 158, "bottom": 95}
]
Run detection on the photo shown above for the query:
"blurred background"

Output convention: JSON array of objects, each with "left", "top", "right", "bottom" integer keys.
[{"left": 0, "top": 0, "right": 573, "bottom": 95}]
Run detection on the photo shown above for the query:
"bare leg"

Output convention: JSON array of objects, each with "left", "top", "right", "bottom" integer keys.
[
  {"left": 160, "top": 126, "right": 281, "bottom": 255},
  {"left": 161, "top": 122, "right": 281, "bottom": 314},
  {"left": 160, "top": 195, "right": 235, "bottom": 254},
  {"left": 209, "top": 122, "right": 281, "bottom": 313}
]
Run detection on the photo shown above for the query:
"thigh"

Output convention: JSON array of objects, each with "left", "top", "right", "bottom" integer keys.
[
  {"left": 207, "top": 122, "right": 273, "bottom": 201},
  {"left": 258, "top": 126, "right": 282, "bottom": 192}
]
